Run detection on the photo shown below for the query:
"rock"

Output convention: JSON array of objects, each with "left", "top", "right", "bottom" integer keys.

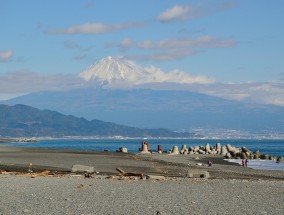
[
  {"left": 226, "top": 144, "right": 238, "bottom": 155},
  {"left": 71, "top": 164, "right": 94, "bottom": 173},
  {"left": 254, "top": 154, "right": 259, "bottom": 159},
  {"left": 186, "top": 169, "right": 209, "bottom": 179},
  {"left": 254, "top": 150, "right": 260, "bottom": 155},
  {"left": 221, "top": 146, "right": 228, "bottom": 156},
  {"left": 205, "top": 143, "right": 211, "bottom": 153},
  {"left": 140, "top": 143, "right": 150, "bottom": 154},
  {"left": 180, "top": 144, "right": 187, "bottom": 154},
  {"left": 225, "top": 152, "right": 232, "bottom": 158},
  {"left": 216, "top": 143, "right": 221, "bottom": 154},
  {"left": 241, "top": 152, "right": 247, "bottom": 159},
  {"left": 116, "top": 147, "right": 128, "bottom": 153},
  {"left": 182, "top": 149, "right": 188, "bottom": 154},
  {"left": 121, "top": 147, "right": 128, "bottom": 153},
  {"left": 198, "top": 149, "right": 205, "bottom": 154},
  {"left": 242, "top": 147, "right": 251, "bottom": 154},
  {"left": 193, "top": 146, "right": 200, "bottom": 152},
  {"left": 171, "top": 146, "right": 179, "bottom": 155},
  {"left": 261, "top": 154, "right": 269, "bottom": 160}
]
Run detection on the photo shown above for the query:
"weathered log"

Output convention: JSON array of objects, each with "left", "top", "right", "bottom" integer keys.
[
  {"left": 116, "top": 168, "right": 143, "bottom": 178},
  {"left": 146, "top": 175, "right": 165, "bottom": 180}
]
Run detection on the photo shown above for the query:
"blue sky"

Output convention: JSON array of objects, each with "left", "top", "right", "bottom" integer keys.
[{"left": 0, "top": 0, "right": 284, "bottom": 103}]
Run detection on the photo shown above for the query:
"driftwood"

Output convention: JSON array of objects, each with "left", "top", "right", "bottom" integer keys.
[{"left": 116, "top": 168, "right": 143, "bottom": 178}]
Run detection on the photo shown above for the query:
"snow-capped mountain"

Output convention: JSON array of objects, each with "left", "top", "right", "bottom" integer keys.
[
  {"left": 79, "top": 56, "right": 153, "bottom": 85},
  {"left": 79, "top": 56, "right": 213, "bottom": 86}
]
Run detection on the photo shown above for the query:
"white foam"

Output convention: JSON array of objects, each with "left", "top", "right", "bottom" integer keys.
[{"left": 225, "top": 159, "right": 284, "bottom": 171}]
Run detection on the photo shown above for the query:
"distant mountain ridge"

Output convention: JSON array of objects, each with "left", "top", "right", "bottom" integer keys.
[
  {"left": 1, "top": 56, "right": 284, "bottom": 133},
  {"left": 2, "top": 88, "right": 284, "bottom": 132},
  {"left": 0, "top": 104, "right": 192, "bottom": 138}
]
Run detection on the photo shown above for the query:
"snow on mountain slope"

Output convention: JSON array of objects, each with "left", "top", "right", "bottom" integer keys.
[
  {"left": 79, "top": 56, "right": 213, "bottom": 85},
  {"left": 79, "top": 56, "right": 151, "bottom": 85}
]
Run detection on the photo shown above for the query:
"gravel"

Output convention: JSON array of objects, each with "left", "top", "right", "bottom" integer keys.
[{"left": 0, "top": 175, "right": 283, "bottom": 215}]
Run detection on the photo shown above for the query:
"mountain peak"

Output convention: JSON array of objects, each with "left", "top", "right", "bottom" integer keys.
[
  {"left": 79, "top": 56, "right": 214, "bottom": 86},
  {"left": 79, "top": 56, "right": 151, "bottom": 85}
]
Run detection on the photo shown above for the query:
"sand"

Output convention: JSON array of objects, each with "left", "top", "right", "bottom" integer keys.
[{"left": 0, "top": 145, "right": 284, "bottom": 215}]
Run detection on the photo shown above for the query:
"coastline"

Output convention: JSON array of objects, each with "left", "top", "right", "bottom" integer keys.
[
  {"left": 1, "top": 145, "right": 284, "bottom": 215},
  {"left": 1, "top": 145, "right": 284, "bottom": 180}
]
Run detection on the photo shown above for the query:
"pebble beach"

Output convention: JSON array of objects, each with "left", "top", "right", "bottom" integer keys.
[{"left": 0, "top": 145, "right": 284, "bottom": 215}]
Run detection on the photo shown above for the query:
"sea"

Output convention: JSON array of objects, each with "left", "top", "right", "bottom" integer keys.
[{"left": 2, "top": 138, "right": 284, "bottom": 171}]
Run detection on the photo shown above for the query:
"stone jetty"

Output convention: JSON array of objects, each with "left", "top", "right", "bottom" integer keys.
[{"left": 139, "top": 141, "right": 283, "bottom": 162}]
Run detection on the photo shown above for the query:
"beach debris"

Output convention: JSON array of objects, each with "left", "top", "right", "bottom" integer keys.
[
  {"left": 139, "top": 142, "right": 150, "bottom": 154},
  {"left": 116, "top": 168, "right": 143, "bottom": 178},
  {"left": 76, "top": 184, "right": 85, "bottom": 188},
  {"left": 28, "top": 163, "right": 33, "bottom": 173},
  {"left": 208, "top": 160, "right": 212, "bottom": 167},
  {"left": 84, "top": 172, "right": 93, "bottom": 178},
  {"left": 33, "top": 170, "right": 50, "bottom": 176},
  {"left": 186, "top": 169, "right": 210, "bottom": 179},
  {"left": 145, "top": 175, "right": 166, "bottom": 180},
  {"left": 71, "top": 164, "right": 94, "bottom": 173},
  {"left": 156, "top": 211, "right": 167, "bottom": 215},
  {"left": 75, "top": 183, "right": 92, "bottom": 188}
]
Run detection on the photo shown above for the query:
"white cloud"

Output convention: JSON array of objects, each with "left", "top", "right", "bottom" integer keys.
[
  {"left": 0, "top": 49, "right": 13, "bottom": 62},
  {"left": 0, "top": 71, "right": 83, "bottom": 98},
  {"left": 46, "top": 22, "right": 143, "bottom": 34},
  {"left": 144, "top": 65, "right": 215, "bottom": 84},
  {"left": 157, "top": 1, "right": 236, "bottom": 23},
  {"left": 157, "top": 5, "right": 202, "bottom": 22},
  {"left": 128, "top": 49, "right": 196, "bottom": 61},
  {"left": 137, "top": 36, "right": 236, "bottom": 49},
  {"left": 109, "top": 36, "right": 236, "bottom": 61},
  {"left": 192, "top": 82, "right": 284, "bottom": 106}
]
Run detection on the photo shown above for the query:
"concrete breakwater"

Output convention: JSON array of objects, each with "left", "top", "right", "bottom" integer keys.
[
  {"left": 0, "top": 138, "right": 37, "bottom": 143},
  {"left": 138, "top": 141, "right": 284, "bottom": 162}
]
